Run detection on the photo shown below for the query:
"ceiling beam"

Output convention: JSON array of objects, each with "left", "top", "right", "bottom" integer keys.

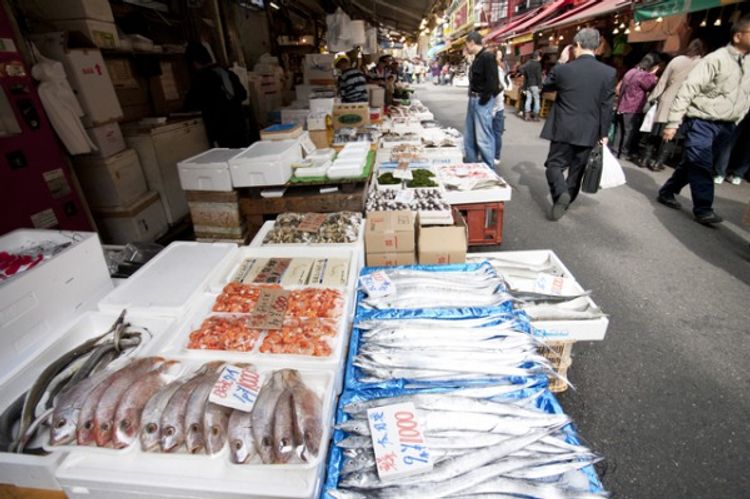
[{"left": 351, "top": 0, "right": 424, "bottom": 21}]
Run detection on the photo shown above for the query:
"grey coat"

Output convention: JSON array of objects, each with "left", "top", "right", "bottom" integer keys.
[{"left": 648, "top": 55, "right": 701, "bottom": 125}]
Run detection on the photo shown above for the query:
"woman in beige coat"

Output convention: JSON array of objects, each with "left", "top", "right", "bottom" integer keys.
[{"left": 641, "top": 39, "right": 706, "bottom": 171}]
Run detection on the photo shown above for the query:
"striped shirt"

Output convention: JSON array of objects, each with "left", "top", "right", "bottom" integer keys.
[{"left": 338, "top": 68, "right": 368, "bottom": 103}]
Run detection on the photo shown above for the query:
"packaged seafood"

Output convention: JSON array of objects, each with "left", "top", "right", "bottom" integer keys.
[
  {"left": 188, "top": 316, "right": 262, "bottom": 352},
  {"left": 211, "top": 283, "right": 344, "bottom": 320},
  {"left": 365, "top": 189, "right": 451, "bottom": 217},
  {"left": 437, "top": 163, "right": 508, "bottom": 191}
]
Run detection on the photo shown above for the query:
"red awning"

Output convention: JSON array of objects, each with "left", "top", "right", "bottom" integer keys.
[
  {"left": 486, "top": 7, "right": 543, "bottom": 42},
  {"left": 538, "top": 0, "right": 632, "bottom": 32},
  {"left": 497, "top": 0, "right": 575, "bottom": 40}
]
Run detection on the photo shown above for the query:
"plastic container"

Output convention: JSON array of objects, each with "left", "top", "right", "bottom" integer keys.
[
  {"left": 0, "top": 311, "right": 173, "bottom": 490},
  {"left": 0, "top": 229, "right": 112, "bottom": 384},
  {"left": 54, "top": 365, "right": 336, "bottom": 499},
  {"left": 229, "top": 140, "right": 301, "bottom": 187},
  {"left": 98, "top": 241, "right": 237, "bottom": 318},
  {"left": 469, "top": 250, "right": 609, "bottom": 341},
  {"left": 178, "top": 148, "right": 243, "bottom": 192},
  {"left": 294, "top": 162, "right": 331, "bottom": 179},
  {"left": 307, "top": 148, "right": 336, "bottom": 165},
  {"left": 454, "top": 201, "right": 505, "bottom": 246},
  {"left": 327, "top": 159, "right": 364, "bottom": 179}
]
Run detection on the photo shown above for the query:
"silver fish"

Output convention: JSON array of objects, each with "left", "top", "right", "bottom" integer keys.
[
  {"left": 283, "top": 369, "right": 323, "bottom": 461},
  {"left": 204, "top": 402, "right": 232, "bottom": 455},
  {"left": 272, "top": 390, "right": 297, "bottom": 464},
  {"left": 49, "top": 369, "right": 112, "bottom": 446},
  {"left": 140, "top": 379, "right": 185, "bottom": 451},
  {"left": 227, "top": 409, "right": 255, "bottom": 464},
  {"left": 185, "top": 368, "right": 224, "bottom": 454},
  {"left": 252, "top": 371, "right": 287, "bottom": 464}
]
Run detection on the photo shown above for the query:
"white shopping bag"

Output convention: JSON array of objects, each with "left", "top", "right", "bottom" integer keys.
[
  {"left": 640, "top": 105, "right": 656, "bottom": 133},
  {"left": 600, "top": 145, "right": 627, "bottom": 189}
]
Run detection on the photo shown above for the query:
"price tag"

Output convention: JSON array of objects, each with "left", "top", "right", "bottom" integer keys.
[
  {"left": 247, "top": 288, "right": 289, "bottom": 329},
  {"left": 534, "top": 273, "right": 571, "bottom": 296},
  {"left": 359, "top": 271, "right": 395, "bottom": 298},
  {"left": 297, "top": 213, "right": 327, "bottom": 233},
  {"left": 394, "top": 189, "right": 414, "bottom": 204},
  {"left": 392, "top": 162, "right": 413, "bottom": 181},
  {"left": 367, "top": 402, "right": 433, "bottom": 481},
  {"left": 209, "top": 365, "right": 264, "bottom": 412}
]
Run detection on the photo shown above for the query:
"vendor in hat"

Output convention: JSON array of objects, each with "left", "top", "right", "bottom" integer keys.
[{"left": 336, "top": 53, "right": 368, "bottom": 103}]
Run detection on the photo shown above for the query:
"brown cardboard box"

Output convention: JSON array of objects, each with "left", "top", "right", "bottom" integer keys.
[
  {"left": 367, "top": 252, "right": 417, "bottom": 267},
  {"left": 332, "top": 103, "right": 370, "bottom": 129},
  {"left": 308, "top": 129, "right": 330, "bottom": 149},
  {"left": 365, "top": 211, "right": 416, "bottom": 253},
  {"left": 418, "top": 209, "right": 468, "bottom": 265}
]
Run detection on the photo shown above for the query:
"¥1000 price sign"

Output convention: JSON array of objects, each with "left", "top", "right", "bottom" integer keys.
[{"left": 367, "top": 402, "right": 433, "bottom": 480}]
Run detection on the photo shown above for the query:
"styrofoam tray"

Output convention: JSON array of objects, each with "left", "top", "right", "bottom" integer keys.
[
  {"left": 469, "top": 250, "right": 609, "bottom": 341},
  {"left": 0, "top": 311, "right": 174, "bottom": 490},
  {"left": 55, "top": 365, "right": 336, "bottom": 499},
  {"left": 443, "top": 184, "right": 512, "bottom": 204},
  {"left": 294, "top": 163, "right": 330, "bottom": 179},
  {"left": 98, "top": 242, "right": 238, "bottom": 318},
  {"left": 327, "top": 162, "right": 364, "bottom": 179}
]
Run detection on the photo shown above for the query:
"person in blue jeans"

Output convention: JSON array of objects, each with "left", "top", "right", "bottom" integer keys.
[
  {"left": 713, "top": 112, "right": 750, "bottom": 185},
  {"left": 657, "top": 17, "right": 750, "bottom": 225},
  {"left": 520, "top": 51, "right": 543, "bottom": 121},
  {"left": 492, "top": 49, "right": 510, "bottom": 168},
  {"left": 463, "top": 31, "right": 499, "bottom": 167}
]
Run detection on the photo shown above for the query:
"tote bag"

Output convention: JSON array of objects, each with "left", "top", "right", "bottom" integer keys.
[{"left": 600, "top": 145, "right": 627, "bottom": 189}]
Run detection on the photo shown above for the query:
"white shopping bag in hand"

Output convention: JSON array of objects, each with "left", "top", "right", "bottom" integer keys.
[
  {"left": 640, "top": 105, "right": 656, "bottom": 133},
  {"left": 600, "top": 146, "right": 627, "bottom": 189}
]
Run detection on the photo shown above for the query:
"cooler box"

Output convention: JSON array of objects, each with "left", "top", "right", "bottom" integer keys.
[
  {"left": 85, "top": 122, "right": 126, "bottom": 158},
  {"left": 178, "top": 148, "right": 242, "bottom": 192},
  {"left": 73, "top": 148, "right": 148, "bottom": 208},
  {"left": 229, "top": 140, "right": 301, "bottom": 187},
  {"left": 93, "top": 191, "right": 168, "bottom": 244}
]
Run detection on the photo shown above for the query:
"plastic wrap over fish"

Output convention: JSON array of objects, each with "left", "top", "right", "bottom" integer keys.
[{"left": 322, "top": 387, "right": 605, "bottom": 498}]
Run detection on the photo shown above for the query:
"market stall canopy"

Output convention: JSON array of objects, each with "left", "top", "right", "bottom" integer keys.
[
  {"left": 427, "top": 43, "right": 447, "bottom": 57},
  {"left": 486, "top": 7, "right": 543, "bottom": 42},
  {"left": 635, "top": 0, "right": 743, "bottom": 22},
  {"left": 539, "top": 0, "right": 631, "bottom": 31},
  {"left": 495, "top": 0, "right": 576, "bottom": 41},
  {"left": 348, "top": 0, "right": 447, "bottom": 36}
]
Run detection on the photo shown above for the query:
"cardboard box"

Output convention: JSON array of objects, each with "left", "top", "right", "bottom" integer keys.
[
  {"left": 308, "top": 129, "right": 329, "bottom": 149},
  {"left": 303, "top": 53, "right": 335, "bottom": 85},
  {"left": 53, "top": 19, "right": 120, "bottom": 49},
  {"left": 32, "top": 32, "right": 123, "bottom": 127},
  {"left": 365, "top": 211, "right": 416, "bottom": 253},
  {"left": 332, "top": 103, "right": 370, "bottom": 129},
  {"left": 86, "top": 122, "right": 126, "bottom": 157},
  {"left": 368, "top": 84, "right": 385, "bottom": 108},
  {"left": 261, "top": 123, "right": 304, "bottom": 141},
  {"left": 30, "top": 0, "right": 114, "bottom": 22},
  {"left": 418, "top": 209, "right": 468, "bottom": 265},
  {"left": 367, "top": 252, "right": 416, "bottom": 267},
  {"left": 74, "top": 148, "right": 148, "bottom": 208},
  {"left": 307, "top": 112, "right": 328, "bottom": 131}
]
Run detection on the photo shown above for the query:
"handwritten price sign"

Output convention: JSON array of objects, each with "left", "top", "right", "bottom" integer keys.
[
  {"left": 367, "top": 402, "right": 433, "bottom": 480},
  {"left": 247, "top": 288, "right": 289, "bottom": 330},
  {"left": 209, "top": 365, "right": 264, "bottom": 412},
  {"left": 534, "top": 273, "right": 572, "bottom": 296},
  {"left": 359, "top": 270, "right": 395, "bottom": 298}
]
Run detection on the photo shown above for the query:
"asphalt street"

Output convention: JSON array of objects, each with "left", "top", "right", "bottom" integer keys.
[{"left": 416, "top": 83, "right": 750, "bottom": 499}]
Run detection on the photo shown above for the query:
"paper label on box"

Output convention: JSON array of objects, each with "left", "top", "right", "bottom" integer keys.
[
  {"left": 0, "top": 38, "right": 17, "bottom": 53},
  {"left": 367, "top": 402, "right": 433, "bottom": 480},
  {"left": 43, "top": 168, "right": 71, "bottom": 199},
  {"left": 247, "top": 288, "right": 289, "bottom": 329},
  {"left": 297, "top": 213, "right": 327, "bottom": 233},
  {"left": 209, "top": 365, "right": 264, "bottom": 412},
  {"left": 232, "top": 258, "right": 267, "bottom": 284},
  {"left": 309, "top": 258, "right": 326, "bottom": 285},
  {"left": 321, "top": 258, "right": 349, "bottom": 287},
  {"left": 534, "top": 273, "right": 569, "bottom": 296},
  {"left": 360, "top": 271, "right": 395, "bottom": 297},
  {"left": 253, "top": 258, "right": 292, "bottom": 284},
  {"left": 280, "top": 258, "right": 314, "bottom": 286},
  {"left": 392, "top": 162, "right": 413, "bottom": 181},
  {"left": 30, "top": 208, "right": 58, "bottom": 229},
  {"left": 395, "top": 190, "right": 414, "bottom": 204}
]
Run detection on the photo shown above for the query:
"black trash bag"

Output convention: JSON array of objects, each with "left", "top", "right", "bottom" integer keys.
[{"left": 581, "top": 144, "right": 604, "bottom": 194}]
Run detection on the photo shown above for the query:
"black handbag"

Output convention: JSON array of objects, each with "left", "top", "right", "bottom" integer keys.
[{"left": 581, "top": 144, "right": 604, "bottom": 194}]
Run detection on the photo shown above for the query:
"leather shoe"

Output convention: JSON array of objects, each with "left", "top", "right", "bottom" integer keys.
[
  {"left": 657, "top": 194, "right": 681, "bottom": 210},
  {"left": 694, "top": 212, "right": 723, "bottom": 225},
  {"left": 549, "top": 192, "right": 571, "bottom": 221}
]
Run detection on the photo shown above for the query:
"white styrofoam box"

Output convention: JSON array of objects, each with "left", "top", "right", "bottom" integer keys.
[
  {"left": 98, "top": 241, "right": 237, "bottom": 318},
  {"left": 229, "top": 140, "right": 301, "bottom": 187},
  {"left": 53, "top": 19, "right": 120, "bottom": 49},
  {"left": 307, "top": 112, "right": 328, "bottom": 131},
  {"left": 32, "top": 32, "right": 123, "bottom": 127},
  {"left": 469, "top": 250, "right": 609, "bottom": 341},
  {"left": 30, "top": 0, "right": 114, "bottom": 22},
  {"left": 281, "top": 108, "right": 310, "bottom": 129},
  {"left": 294, "top": 162, "right": 330, "bottom": 178},
  {"left": 309, "top": 97, "right": 334, "bottom": 115},
  {"left": 367, "top": 84, "right": 384, "bottom": 108},
  {"left": 86, "top": 122, "right": 126, "bottom": 158},
  {"left": 74, "top": 148, "right": 148, "bottom": 208},
  {"left": 93, "top": 192, "right": 168, "bottom": 245},
  {"left": 177, "top": 148, "right": 243, "bottom": 192},
  {"left": 304, "top": 53, "right": 335, "bottom": 72},
  {"left": 0, "top": 311, "right": 173, "bottom": 490},
  {"left": 307, "top": 148, "right": 336, "bottom": 164},
  {"left": 424, "top": 146, "right": 464, "bottom": 164},
  {"left": 55, "top": 366, "right": 336, "bottom": 499},
  {"left": 0, "top": 230, "right": 112, "bottom": 385},
  {"left": 328, "top": 159, "right": 364, "bottom": 179},
  {"left": 443, "top": 185, "right": 512, "bottom": 204}
]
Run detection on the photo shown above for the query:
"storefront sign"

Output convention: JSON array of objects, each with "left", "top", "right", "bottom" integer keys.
[{"left": 634, "top": 0, "right": 742, "bottom": 22}]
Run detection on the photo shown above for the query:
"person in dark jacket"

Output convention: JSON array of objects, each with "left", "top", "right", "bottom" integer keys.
[
  {"left": 540, "top": 28, "right": 616, "bottom": 221},
  {"left": 520, "top": 51, "right": 543, "bottom": 121},
  {"left": 184, "top": 42, "right": 249, "bottom": 148},
  {"left": 464, "top": 31, "right": 500, "bottom": 167}
]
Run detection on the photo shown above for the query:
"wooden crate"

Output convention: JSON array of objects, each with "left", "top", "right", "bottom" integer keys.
[{"left": 454, "top": 201, "right": 504, "bottom": 246}]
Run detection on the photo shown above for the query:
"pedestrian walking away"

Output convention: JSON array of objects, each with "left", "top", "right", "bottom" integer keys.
[
  {"left": 540, "top": 28, "right": 616, "bottom": 221},
  {"left": 493, "top": 49, "right": 511, "bottom": 168},
  {"left": 657, "top": 16, "right": 750, "bottom": 226},
  {"left": 612, "top": 54, "right": 660, "bottom": 161},
  {"left": 641, "top": 39, "right": 706, "bottom": 171},
  {"left": 520, "top": 51, "right": 543, "bottom": 121},
  {"left": 463, "top": 30, "right": 500, "bottom": 168},
  {"left": 714, "top": 112, "right": 750, "bottom": 185}
]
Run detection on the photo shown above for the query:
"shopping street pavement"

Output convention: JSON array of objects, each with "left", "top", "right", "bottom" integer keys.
[{"left": 415, "top": 83, "right": 750, "bottom": 499}]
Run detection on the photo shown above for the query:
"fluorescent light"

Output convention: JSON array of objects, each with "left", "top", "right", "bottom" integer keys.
[
  {"left": 624, "top": 28, "right": 630, "bottom": 34},
  {"left": 714, "top": 17, "right": 722, "bottom": 26},
  {"left": 634, "top": 22, "right": 641, "bottom": 31},
  {"left": 612, "top": 27, "right": 619, "bottom": 34},
  {"left": 656, "top": 16, "right": 663, "bottom": 23},
  {"left": 270, "top": 2, "right": 280, "bottom": 9}
]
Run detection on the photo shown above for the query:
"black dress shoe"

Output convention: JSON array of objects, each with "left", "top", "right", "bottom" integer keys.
[
  {"left": 694, "top": 212, "right": 723, "bottom": 225},
  {"left": 648, "top": 163, "right": 665, "bottom": 172},
  {"left": 549, "top": 192, "right": 571, "bottom": 221},
  {"left": 657, "top": 194, "right": 681, "bottom": 209}
]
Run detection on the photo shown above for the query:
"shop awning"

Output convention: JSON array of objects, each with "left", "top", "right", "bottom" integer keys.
[
  {"left": 486, "top": 8, "right": 543, "bottom": 42},
  {"left": 634, "top": 0, "right": 743, "bottom": 22},
  {"left": 427, "top": 43, "right": 447, "bottom": 58},
  {"left": 496, "top": 0, "right": 576, "bottom": 41},
  {"left": 539, "top": 0, "right": 632, "bottom": 32}
]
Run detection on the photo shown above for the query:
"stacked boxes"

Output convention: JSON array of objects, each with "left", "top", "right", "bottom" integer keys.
[
  {"left": 30, "top": 0, "right": 119, "bottom": 49},
  {"left": 365, "top": 211, "right": 416, "bottom": 266},
  {"left": 417, "top": 209, "right": 468, "bottom": 265}
]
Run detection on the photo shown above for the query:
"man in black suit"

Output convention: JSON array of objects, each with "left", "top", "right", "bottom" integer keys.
[{"left": 540, "top": 28, "right": 616, "bottom": 220}]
